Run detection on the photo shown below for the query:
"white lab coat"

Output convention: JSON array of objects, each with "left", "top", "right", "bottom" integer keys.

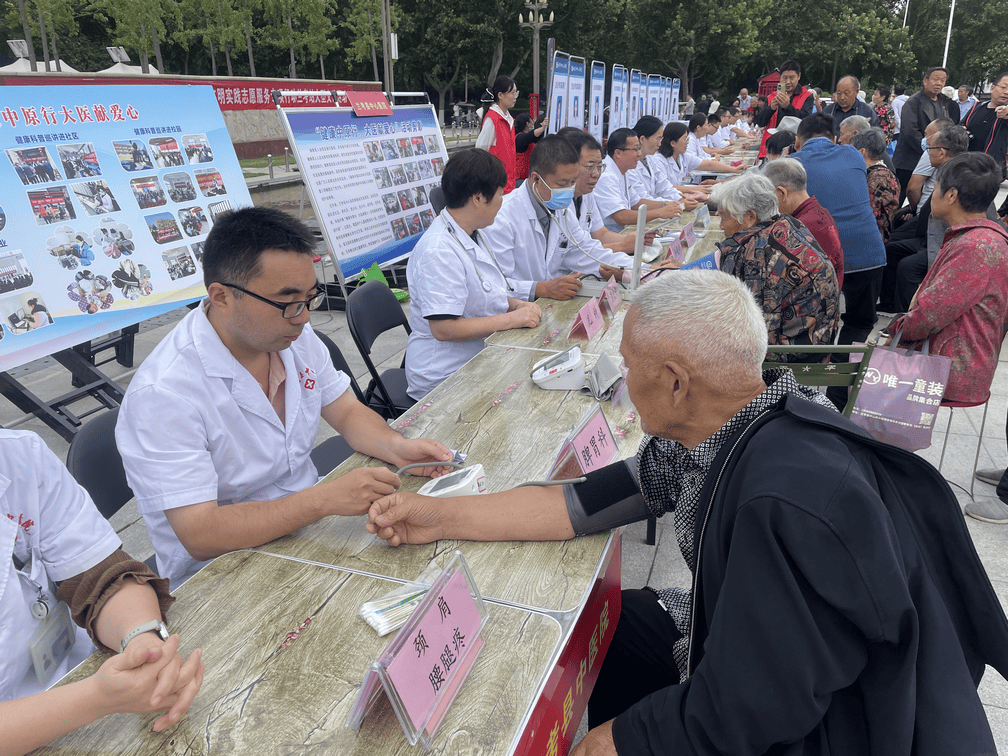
[
  {"left": 660, "top": 151, "right": 704, "bottom": 186},
  {"left": 686, "top": 133, "right": 708, "bottom": 162},
  {"left": 592, "top": 154, "right": 642, "bottom": 232},
  {"left": 0, "top": 430, "right": 120, "bottom": 701},
  {"left": 627, "top": 154, "right": 681, "bottom": 203},
  {"left": 405, "top": 212, "right": 512, "bottom": 399},
  {"left": 484, "top": 181, "right": 635, "bottom": 300},
  {"left": 116, "top": 304, "right": 350, "bottom": 589},
  {"left": 572, "top": 192, "right": 605, "bottom": 237}
]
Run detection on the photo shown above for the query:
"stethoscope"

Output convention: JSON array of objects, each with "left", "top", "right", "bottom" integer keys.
[
  {"left": 529, "top": 178, "right": 622, "bottom": 272},
  {"left": 12, "top": 552, "right": 52, "bottom": 619},
  {"left": 441, "top": 212, "right": 514, "bottom": 293}
]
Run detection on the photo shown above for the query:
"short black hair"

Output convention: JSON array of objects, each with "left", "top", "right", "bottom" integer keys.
[
  {"left": 994, "top": 73, "right": 1008, "bottom": 88},
  {"left": 933, "top": 152, "right": 1001, "bottom": 212},
  {"left": 728, "top": 105, "right": 741, "bottom": 115},
  {"left": 780, "top": 60, "right": 801, "bottom": 76},
  {"left": 529, "top": 135, "right": 580, "bottom": 176},
  {"left": 875, "top": 84, "right": 891, "bottom": 100},
  {"left": 707, "top": 113, "right": 721, "bottom": 125},
  {"left": 441, "top": 148, "right": 507, "bottom": 209},
  {"left": 924, "top": 66, "right": 948, "bottom": 80},
  {"left": 203, "top": 206, "right": 314, "bottom": 289},
  {"left": 894, "top": 83, "right": 906, "bottom": 96},
  {"left": 562, "top": 129, "right": 603, "bottom": 158},
  {"left": 688, "top": 113, "right": 707, "bottom": 133},
  {"left": 931, "top": 123, "right": 970, "bottom": 154},
  {"left": 514, "top": 113, "right": 533, "bottom": 133},
  {"left": 958, "top": 85, "right": 973, "bottom": 95},
  {"left": 765, "top": 131, "right": 796, "bottom": 156},
  {"left": 491, "top": 75, "right": 516, "bottom": 104},
  {"left": 850, "top": 128, "right": 887, "bottom": 160},
  {"left": 633, "top": 115, "right": 663, "bottom": 140},
  {"left": 658, "top": 121, "right": 688, "bottom": 158},
  {"left": 606, "top": 127, "right": 637, "bottom": 157},
  {"left": 797, "top": 113, "right": 835, "bottom": 141}
]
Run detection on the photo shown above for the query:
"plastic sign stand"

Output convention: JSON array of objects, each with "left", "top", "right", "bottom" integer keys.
[
  {"left": 694, "top": 203, "right": 711, "bottom": 228},
  {"left": 679, "top": 222, "right": 697, "bottom": 249},
  {"left": 568, "top": 297, "right": 604, "bottom": 340},
  {"left": 600, "top": 279, "right": 621, "bottom": 316},
  {"left": 546, "top": 402, "right": 620, "bottom": 480},
  {"left": 662, "top": 238, "right": 685, "bottom": 264},
  {"left": 347, "top": 551, "right": 488, "bottom": 749}
]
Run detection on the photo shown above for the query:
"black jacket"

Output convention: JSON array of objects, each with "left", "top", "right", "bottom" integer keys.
[{"left": 613, "top": 394, "right": 1008, "bottom": 755}]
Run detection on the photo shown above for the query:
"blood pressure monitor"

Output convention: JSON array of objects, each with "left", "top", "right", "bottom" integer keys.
[
  {"left": 531, "top": 346, "right": 586, "bottom": 390},
  {"left": 417, "top": 464, "right": 488, "bottom": 498}
]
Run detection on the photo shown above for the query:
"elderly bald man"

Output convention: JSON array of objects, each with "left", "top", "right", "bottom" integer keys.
[
  {"left": 366, "top": 270, "right": 1008, "bottom": 756},
  {"left": 823, "top": 75, "right": 879, "bottom": 138}
]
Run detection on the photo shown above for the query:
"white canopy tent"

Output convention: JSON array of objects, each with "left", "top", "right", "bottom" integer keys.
[
  {"left": 96, "top": 61, "right": 160, "bottom": 75},
  {"left": 0, "top": 57, "right": 79, "bottom": 73}
]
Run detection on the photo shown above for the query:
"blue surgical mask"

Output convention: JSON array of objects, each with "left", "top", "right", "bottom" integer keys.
[
  {"left": 921, "top": 137, "right": 928, "bottom": 151},
  {"left": 535, "top": 178, "right": 575, "bottom": 211}
]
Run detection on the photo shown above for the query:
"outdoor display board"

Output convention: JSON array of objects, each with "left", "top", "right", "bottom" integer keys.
[
  {"left": 629, "top": 70, "right": 642, "bottom": 128},
  {"left": 647, "top": 74, "right": 662, "bottom": 117},
  {"left": 0, "top": 84, "right": 249, "bottom": 371},
  {"left": 609, "top": 65, "right": 628, "bottom": 133},
  {"left": 588, "top": 61, "right": 605, "bottom": 143},
  {"left": 567, "top": 58, "right": 586, "bottom": 132},
  {"left": 671, "top": 78, "right": 681, "bottom": 121},
  {"left": 547, "top": 52, "right": 571, "bottom": 134},
  {"left": 279, "top": 105, "right": 449, "bottom": 289}
]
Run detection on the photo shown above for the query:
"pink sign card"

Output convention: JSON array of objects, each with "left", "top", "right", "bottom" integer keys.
[
  {"left": 569, "top": 405, "right": 619, "bottom": 473},
  {"left": 679, "top": 223, "right": 697, "bottom": 248},
  {"left": 662, "top": 239, "right": 684, "bottom": 264},
  {"left": 600, "top": 279, "right": 621, "bottom": 315},
  {"left": 386, "top": 570, "right": 484, "bottom": 730},
  {"left": 568, "top": 297, "right": 604, "bottom": 340}
]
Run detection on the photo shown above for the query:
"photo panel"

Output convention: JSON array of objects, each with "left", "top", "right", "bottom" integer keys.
[
  {"left": 130, "top": 176, "right": 167, "bottom": 209},
  {"left": 145, "top": 211, "right": 183, "bottom": 245},
  {"left": 191, "top": 240, "right": 205, "bottom": 264},
  {"left": 410, "top": 136, "right": 427, "bottom": 155},
  {"left": 55, "top": 142, "right": 101, "bottom": 179},
  {"left": 112, "top": 140, "right": 154, "bottom": 172},
  {"left": 406, "top": 213, "right": 423, "bottom": 236},
  {"left": 163, "top": 171, "right": 198, "bottom": 203},
  {"left": 396, "top": 137, "right": 414, "bottom": 157},
  {"left": 391, "top": 218, "right": 408, "bottom": 240},
  {"left": 149, "top": 136, "right": 186, "bottom": 168},
  {"left": 71, "top": 179, "right": 121, "bottom": 215},
  {"left": 66, "top": 270, "right": 114, "bottom": 314},
  {"left": 0, "top": 291, "right": 53, "bottom": 334},
  {"left": 381, "top": 192, "right": 399, "bottom": 216},
  {"left": 5, "top": 146, "right": 63, "bottom": 185},
  {"left": 111, "top": 259, "right": 153, "bottom": 300},
  {"left": 364, "top": 141, "right": 383, "bottom": 163},
  {"left": 194, "top": 168, "right": 227, "bottom": 197},
  {"left": 380, "top": 140, "right": 399, "bottom": 160},
  {"left": 0, "top": 249, "right": 34, "bottom": 293},
  {"left": 181, "top": 134, "right": 214, "bottom": 164},
  {"left": 162, "top": 245, "right": 198, "bottom": 280},
  {"left": 207, "top": 199, "right": 231, "bottom": 223},
  {"left": 46, "top": 225, "right": 96, "bottom": 269},
  {"left": 419, "top": 209, "right": 435, "bottom": 230},
  {"left": 178, "top": 206, "right": 211, "bottom": 237},
  {"left": 93, "top": 220, "right": 135, "bottom": 259},
  {"left": 373, "top": 167, "right": 393, "bottom": 189},
  {"left": 27, "top": 186, "right": 76, "bottom": 226}
]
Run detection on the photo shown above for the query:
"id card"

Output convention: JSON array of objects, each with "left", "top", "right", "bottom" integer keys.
[{"left": 29, "top": 600, "right": 75, "bottom": 685}]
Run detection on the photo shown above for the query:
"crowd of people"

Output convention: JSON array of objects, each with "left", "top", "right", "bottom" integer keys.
[{"left": 5, "top": 59, "right": 1008, "bottom": 756}]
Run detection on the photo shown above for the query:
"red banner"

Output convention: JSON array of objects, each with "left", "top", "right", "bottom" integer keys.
[
  {"left": 515, "top": 534, "right": 622, "bottom": 756},
  {"left": 347, "top": 90, "right": 393, "bottom": 117},
  {"left": 530, "top": 94, "right": 540, "bottom": 120}
]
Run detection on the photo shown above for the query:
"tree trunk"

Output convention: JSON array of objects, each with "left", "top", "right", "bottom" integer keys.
[
  {"left": 319, "top": 54, "right": 325, "bottom": 79},
  {"left": 140, "top": 24, "right": 149, "bottom": 74},
  {"left": 206, "top": 16, "right": 217, "bottom": 75},
  {"left": 486, "top": 37, "right": 503, "bottom": 86},
  {"left": 152, "top": 23, "right": 164, "bottom": 73},
  {"left": 425, "top": 65, "right": 458, "bottom": 126},
  {"left": 38, "top": 11, "right": 50, "bottom": 71},
  {"left": 16, "top": 0, "right": 37, "bottom": 71},
  {"left": 366, "top": 8, "right": 379, "bottom": 82},
  {"left": 508, "top": 46, "right": 530, "bottom": 80},
  {"left": 287, "top": 10, "right": 296, "bottom": 78},
  {"left": 184, "top": 46, "right": 189, "bottom": 75},
  {"left": 48, "top": 15, "right": 61, "bottom": 72},
  {"left": 225, "top": 41, "right": 233, "bottom": 75},
  {"left": 831, "top": 51, "right": 838, "bottom": 92},
  {"left": 245, "top": 17, "right": 256, "bottom": 77}
]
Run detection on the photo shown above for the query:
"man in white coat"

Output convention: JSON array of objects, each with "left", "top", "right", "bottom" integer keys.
[{"left": 484, "top": 136, "right": 646, "bottom": 301}]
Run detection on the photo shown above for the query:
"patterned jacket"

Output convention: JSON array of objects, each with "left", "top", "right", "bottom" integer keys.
[
  {"left": 875, "top": 103, "right": 896, "bottom": 143},
  {"left": 717, "top": 214, "right": 840, "bottom": 359},
  {"left": 866, "top": 163, "right": 900, "bottom": 242},
  {"left": 894, "top": 219, "right": 1008, "bottom": 403}
]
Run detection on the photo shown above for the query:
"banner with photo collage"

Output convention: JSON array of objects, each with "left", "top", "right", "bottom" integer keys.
[
  {"left": 280, "top": 105, "right": 449, "bottom": 285},
  {"left": 0, "top": 85, "right": 249, "bottom": 371}
]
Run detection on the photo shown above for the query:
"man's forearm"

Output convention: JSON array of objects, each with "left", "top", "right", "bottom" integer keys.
[{"left": 442, "top": 487, "right": 574, "bottom": 541}]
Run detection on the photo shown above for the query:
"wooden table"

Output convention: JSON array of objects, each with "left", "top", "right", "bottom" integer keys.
[
  {"left": 258, "top": 343, "right": 640, "bottom": 615},
  {"left": 34, "top": 550, "right": 563, "bottom": 755}
]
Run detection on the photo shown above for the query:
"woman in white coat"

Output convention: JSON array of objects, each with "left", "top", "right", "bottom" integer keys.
[{"left": 405, "top": 149, "right": 542, "bottom": 400}]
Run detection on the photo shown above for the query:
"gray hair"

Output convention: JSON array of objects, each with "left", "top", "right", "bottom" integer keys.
[
  {"left": 761, "top": 158, "right": 807, "bottom": 193},
  {"left": 850, "top": 127, "right": 887, "bottom": 160},
  {"left": 631, "top": 270, "right": 768, "bottom": 386},
  {"left": 840, "top": 115, "right": 871, "bottom": 135},
  {"left": 932, "top": 122, "right": 970, "bottom": 155},
  {"left": 713, "top": 172, "right": 779, "bottom": 223}
]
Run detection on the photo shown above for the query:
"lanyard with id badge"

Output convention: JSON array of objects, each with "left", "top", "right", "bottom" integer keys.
[{"left": 13, "top": 545, "right": 77, "bottom": 686}]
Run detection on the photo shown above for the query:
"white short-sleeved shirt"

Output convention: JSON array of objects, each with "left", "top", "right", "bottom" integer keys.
[
  {"left": 0, "top": 430, "right": 120, "bottom": 701},
  {"left": 709, "top": 128, "right": 729, "bottom": 149},
  {"left": 593, "top": 155, "right": 642, "bottom": 231},
  {"left": 573, "top": 192, "right": 605, "bottom": 236},
  {"left": 627, "top": 155, "right": 681, "bottom": 203},
  {"left": 662, "top": 152, "right": 704, "bottom": 186},
  {"left": 405, "top": 212, "right": 511, "bottom": 399},
  {"left": 912, "top": 151, "right": 936, "bottom": 210},
  {"left": 484, "top": 182, "right": 636, "bottom": 298},
  {"left": 117, "top": 304, "right": 350, "bottom": 589},
  {"left": 687, "top": 133, "right": 708, "bottom": 162}
]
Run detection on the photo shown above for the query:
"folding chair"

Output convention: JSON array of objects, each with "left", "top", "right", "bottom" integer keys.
[
  {"left": 643, "top": 343, "right": 875, "bottom": 546},
  {"left": 345, "top": 280, "right": 415, "bottom": 419},
  {"left": 66, "top": 408, "right": 158, "bottom": 574},
  {"left": 429, "top": 185, "right": 446, "bottom": 215},
  {"left": 314, "top": 330, "right": 365, "bottom": 404},
  {"left": 937, "top": 395, "right": 990, "bottom": 499}
]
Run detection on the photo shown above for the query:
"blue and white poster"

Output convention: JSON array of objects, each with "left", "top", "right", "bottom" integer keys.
[
  {"left": 280, "top": 105, "right": 446, "bottom": 284},
  {"left": 629, "top": 70, "right": 643, "bottom": 128},
  {"left": 567, "top": 57, "right": 586, "bottom": 131},
  {"left": 608, "top": 65, "right": 627, "bottom": 135},
  {"left": 588, "top": 61, "right": 606, "bottom": 143},
  {"left": 663, "top": 78, "right": 673, "bottom": 122},
  {"left": 0, "top": 84, "right": 250, "bottom": 371},
  {"left": 672, "top": 78, "right": 682, "bottom": 121},
  {"left": 647, "top": 74, "right": 662, "bottom": 117},
  {"left": 547, "top": 52, "right": 571, "bottom": 135}
]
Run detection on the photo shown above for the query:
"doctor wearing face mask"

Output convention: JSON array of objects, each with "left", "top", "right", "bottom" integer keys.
[
  {"left": 484, "top": 136, "right": 643, "bottom": 301},
  {"left": 405, "top": 149, "right": 543, "bottom": 400}
]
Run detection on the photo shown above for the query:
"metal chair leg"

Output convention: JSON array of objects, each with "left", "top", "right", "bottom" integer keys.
[
  {"left": 969, "top": 401, "right": 990, "bottom": 499},
  {"left": 938, "top": 407, "right": 955, "bottom": 473}
]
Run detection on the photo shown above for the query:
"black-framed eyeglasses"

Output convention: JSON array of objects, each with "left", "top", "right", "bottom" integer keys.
[{"left": 225, "top": 283, "right": 325, "bottom": 319}]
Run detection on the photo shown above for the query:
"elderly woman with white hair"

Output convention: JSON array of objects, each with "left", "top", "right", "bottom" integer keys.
[{"left": 713, "top": 172, "right": 840, "bottom": 356}]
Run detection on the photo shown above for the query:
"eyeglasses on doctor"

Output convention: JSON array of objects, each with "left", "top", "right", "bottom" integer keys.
[{"left": 224, "top": 283, "right": 326, "bottom": 319}]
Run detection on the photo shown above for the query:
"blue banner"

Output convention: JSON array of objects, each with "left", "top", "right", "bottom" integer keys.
[{"left": 0, "top": 84, "right": 250, "bottom": 371}]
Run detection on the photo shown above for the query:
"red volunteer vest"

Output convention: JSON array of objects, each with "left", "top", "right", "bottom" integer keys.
[
  {"left": 758, "top": 87, "right": 812, "bottom": 159},
  {"left": 487, "top": 109, "right": 517, "bottom": 193}
]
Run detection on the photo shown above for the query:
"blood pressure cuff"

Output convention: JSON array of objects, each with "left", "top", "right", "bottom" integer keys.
[{"left": 564, "top": 458, "right": 651, "bottom": 536}]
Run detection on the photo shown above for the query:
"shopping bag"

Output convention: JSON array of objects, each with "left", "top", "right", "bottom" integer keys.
[{"left": 848, "top": 330, "right": 951, "bottom": 451}]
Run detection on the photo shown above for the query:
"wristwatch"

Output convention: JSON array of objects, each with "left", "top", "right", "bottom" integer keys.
[{"left": 120, "top": 620, "right": 170, "bottom": 653}]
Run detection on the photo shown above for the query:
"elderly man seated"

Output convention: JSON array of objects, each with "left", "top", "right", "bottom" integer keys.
[
  {"left": 366, "top": 270, "right": 1008, "bottom": 755},
  {"left": 712, "top": 172, "right": 840, "bottom": 356}
]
